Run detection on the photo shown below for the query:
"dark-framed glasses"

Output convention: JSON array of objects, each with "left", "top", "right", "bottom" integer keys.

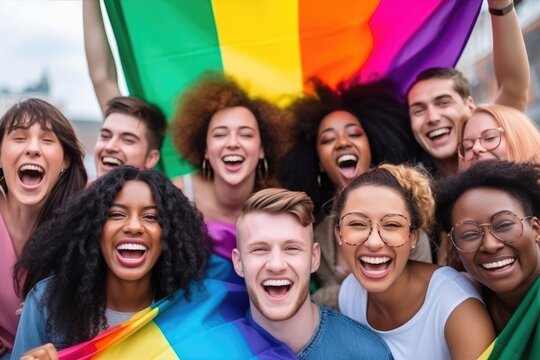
[
  {"left": 337, "top": 212, "right": 413, "bottom": 247},
  {"left": 449, "top": 211, "right": 534, "bottom": 253},
  {"left": 458, "top": 127, "right": 505, "bottom": 161}
]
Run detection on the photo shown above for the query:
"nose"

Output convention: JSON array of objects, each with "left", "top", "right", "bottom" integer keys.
[
  {"left": 426, "top": 106, "right": 441, "bottom": 123},
  {"left": 123, "top": 215, "right": 143, "bottom": 235},
  {"left": 226, "top": 133, "right": 240, "bottom": 149},
  {"left": 25, "top": 137, "right": 41, "bottom": 157},
  {"left": 335, "top": 132, "right": 351, "bottom": 149},
  {"left": 265, "top": 248, "right": 287, "bottom": 272},
  {"left": 363, "top": 224, "right": 385, "bottom": 249},
  {"left": 478, "top": 228, "right": 504, "bottom": 254},
  {"left": 471, "top": 139, "right": 485, "bottom": 155},
  {"left": 104, "top": 137, "right": 119, "bottom": 152}
]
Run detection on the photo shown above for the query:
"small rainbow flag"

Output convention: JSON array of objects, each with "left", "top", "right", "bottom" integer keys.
[
  {"left": 58, "top": 254, "right": 297, "bottom": 359},
  {"left": 478, "top": 277, "right": 540, "bottom": 360},
  {"left": 104, "top": 0, "right": 482, "bottom": 177}
]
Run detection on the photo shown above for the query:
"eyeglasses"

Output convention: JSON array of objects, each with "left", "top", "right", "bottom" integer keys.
[
  {"left": 337, "top": 212, "right": 413, "bottom": 247},
  {"left": 449, "top": 211, "right": 534, "bottom": 253},
  {"left": 458, "top": 127, "right": 505, "bottom": 161}
]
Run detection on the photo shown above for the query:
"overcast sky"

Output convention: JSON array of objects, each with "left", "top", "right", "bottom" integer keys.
[{"left": 0, "top": 0, "right": 104, "bottom": 120}]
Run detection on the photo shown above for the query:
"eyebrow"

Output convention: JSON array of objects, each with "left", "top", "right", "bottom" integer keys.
[
  {"left": 210, "top": 125, "right": 256, "bottom": 132},
  {"left": 110, "top": 203, "right": 158, "bottom": 211},
  {"left": 409, "top": 94, "right": 453, "bottom": 109},
  {"left": 100, "top": 128, "right": 141, "bottom": 140},
  {"left": 319, "top": 123, "right": 361, "bottom": 135}
]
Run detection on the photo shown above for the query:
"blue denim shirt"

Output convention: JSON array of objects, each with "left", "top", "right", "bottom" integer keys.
[
  {"left": 298, "top": 303, "right": 392, "bottom": 360},
  {"left": 246, "top": 302, "right": 392, "bottom": 360}
]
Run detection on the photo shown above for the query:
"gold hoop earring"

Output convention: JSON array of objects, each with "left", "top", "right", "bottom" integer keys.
[
  {"left": 257, "top": 158, "right": 268, "bottom": 181},
  {"left": 202, "top": 159, "right": 212, "bottom": 180}
]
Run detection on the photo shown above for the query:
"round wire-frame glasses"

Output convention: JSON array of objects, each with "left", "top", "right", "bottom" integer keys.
[
  {"left": 458, "top": 127, "right": 505, "bottom": 160},
  {"left": 337, "top": 212, "right": 413, "bottom": 247}
]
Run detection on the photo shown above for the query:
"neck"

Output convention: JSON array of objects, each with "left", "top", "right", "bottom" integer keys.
[
  {"left": 210, "top": 175, "right": 256, "bottom": 223},
  {"left": 432, "top": 156, "right": 458, "bottom": 177},
  {"left": 0, "top": 196, "right": 41, "bottom": 257},
  {"left": 251, "top": 298, "right": 319, "bottom": 354},
  {"left": 105, "top": 273, "right": 154, "bottom": 312}
]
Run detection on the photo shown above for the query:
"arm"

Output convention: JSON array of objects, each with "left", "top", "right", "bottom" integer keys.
[
  {"left": 11, "top": 289, "right": 51, "bottom": 360},
  {"left": 83, "top": 0, "right": 121, "bottom": 114},
  {"left": 445, "top": 298, "right": 496, "bottom": 360},
  {"left": 489, "top": 0, "right": 530, "bottom": 111}
]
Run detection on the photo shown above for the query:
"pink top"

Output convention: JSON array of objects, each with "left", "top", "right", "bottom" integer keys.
[{"left": 0, "top": 213, "right": 20, "bottom": 351}]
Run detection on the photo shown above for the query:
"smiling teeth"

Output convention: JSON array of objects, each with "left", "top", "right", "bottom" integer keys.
[
  {"left": 337, "top": 154, "right": 358, "bottom": 164},
  {"left": 102, "top": 156, "right": 122, "bottom": 166},
  {"left": 263, "top": 279, "right": 292, "bottom": 286},
  {"left": 482, "top": 258, "right": 515, "bottom": 269},
  {"left": 223, "top": 155, "right": 243, "bottom": 162},
  {"left": 427, "top": 128, "right": 450, "bottom": 138},
  {"left": 20, "top": 164, "right": 44, "bottom": 173},
  {"left": 360, "top": 256, "right": 391, "bottom": 264},
  {"left": 117, "top": 243, "right": 147, "bottom": 251}
]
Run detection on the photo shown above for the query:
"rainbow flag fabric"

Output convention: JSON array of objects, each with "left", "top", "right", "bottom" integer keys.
[
  {"left": 103, "top": 0, "right": 482, "bottom": 177},
  {"left": 58, "top": 254, "right": 297, "bottom": 359},
  {"left": 478, "top": 277, "right": 540, "bottom": 360}
]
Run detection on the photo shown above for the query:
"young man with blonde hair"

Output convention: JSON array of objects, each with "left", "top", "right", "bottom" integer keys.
[{"left": 233, "top": 188, "right": 391, "bottom": 359}]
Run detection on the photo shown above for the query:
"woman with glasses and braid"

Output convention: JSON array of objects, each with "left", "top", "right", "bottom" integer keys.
[
  {"left": 435, "top": 161, "right": 540, "bottom": 350},
  {"left": 458, "top": 103, "right": 540, "bottom": 170},
  {"left": 334, "top": 163, "right": 495, "bottom": 360}
]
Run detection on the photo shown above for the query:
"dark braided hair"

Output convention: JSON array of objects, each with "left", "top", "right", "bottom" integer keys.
[{"left": 15, "top": 166, "right": 210, "bottom": 344}]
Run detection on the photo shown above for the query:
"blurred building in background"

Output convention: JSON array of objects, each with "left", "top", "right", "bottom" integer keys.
[{"left": 458, "top": 0, "right": 540, "bottom": 124}]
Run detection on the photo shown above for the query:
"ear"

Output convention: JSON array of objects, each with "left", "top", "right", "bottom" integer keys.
[
  {"left": 466, "top": 96, "right": 475, "bottom": 112},
  {"left": 532, "top": 217, "right": 540, "bottom": 246},
  {"left": 144, "top": 149, "right": 160, "bottom": 169},
  {"left": 334, "top": 226, "right": 343, "bottom": 247},
  {"left": 311, "top": 242, "right": 321, "bottom": 273},
  {"left": 410, "top": 229, "right": 419, "bottom": 250},
  {"left": 259, "top": 145, "right": 265, "bottom": 160},
  {"left": 231, "top": 248, "right": 245, "bottom": 278},
  {"left": 62, "top": 158, "right": 71, "bottom": 172}
]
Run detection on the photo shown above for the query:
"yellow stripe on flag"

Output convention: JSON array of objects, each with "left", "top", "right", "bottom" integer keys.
[
  {"left": 96, "top": 321, "right": 179, "bottom": 360},
  {"left": 212, "top": 0, "right": 303, "bottom": 102}
]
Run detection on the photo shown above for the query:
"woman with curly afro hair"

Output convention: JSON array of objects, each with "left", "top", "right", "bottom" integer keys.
[
  {"left": 11, "top": 166, "right": 209, "bottom": 356},
  {"left": 171, "top": 72, "right": 289, "bottom": 259}
]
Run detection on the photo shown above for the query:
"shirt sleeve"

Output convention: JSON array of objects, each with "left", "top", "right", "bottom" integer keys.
[{"left": 11, "top": 283, "right": 50, "bottom": 359}]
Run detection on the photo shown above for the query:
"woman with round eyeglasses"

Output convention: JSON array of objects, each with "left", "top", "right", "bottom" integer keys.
[
  {"left": 335, "top": 164, "right": 495, "bottom": 359},
  {"left": 458, "top": 103, "right": 540, "bottom": 171},
  {"left": 435, "top": 160, "right": 540, "bottom": 352}
]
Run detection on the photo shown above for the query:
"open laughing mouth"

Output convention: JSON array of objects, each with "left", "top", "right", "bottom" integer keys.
[
  {"left": 359, "top": 256, "right": 392, "bottom": 276},
  {"left": 262, "top": 279, "right": 292, "bottom": 298},
  {"left": 115, "top": 242, "right": 148, "bottom": 267},
  {"left": 102, "top": 156, "right": 123, "bottom": 167},
  {"left": 336, "top": 154, "right": 358, "bottom": 179},
  {"left": 481, "top": 258, "right": 515, "bottom": 271},
  {"left": 18, "top": 164, "right": 44, "bottom": 186},
  {"left": 427, "top": 127, "right": 451, "bottom": 141},
  {"left": 223, "top": 154, "right": 245, "bottom": 165}
]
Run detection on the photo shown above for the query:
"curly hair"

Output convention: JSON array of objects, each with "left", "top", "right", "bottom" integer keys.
[
  {"left": 0, "top": 98, "right": 87, "bottom": 229},
  {"left": 171, "top": 72, "right": 289, "bottom": 189},
  {"left": 332, "top": 164, "right": 435, "bottom": 234},
  {"left": 434, "top": 160, "right": 540, "bottom": 235},
  {"left": 15, "top": 166, "right": 210, "bottom": 345},
  {"left": 459, "top": 104, "right": 540, "bottom": 170},
  {"left": 280, "top": 78, "right": 422, "bottom": 218}
]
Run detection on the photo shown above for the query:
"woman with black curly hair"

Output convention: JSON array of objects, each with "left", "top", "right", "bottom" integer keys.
[
  {"left": 11, "top": 166, "right": 209, "bottom": 357},
  {"left": 171, "top": 72, "right": 289, "bottom": 260},
  {"left": 279, "top": 79, "right": 429, "bottom": 309},
  {"left": 0, "top": 98, "right": 87, "bottom": 358},
  {"left": 435, "top": 160, "right": 540, "bottom": 342}
]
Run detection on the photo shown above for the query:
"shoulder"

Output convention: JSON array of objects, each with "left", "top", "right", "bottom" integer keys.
[
  {"left": 431, "top": 267, "right": 480, "bottom": 298},
  {"left": 311, "top": 304, "right": 392, "bottom": 359},
  {"left": 27, "top": 277, "right": 53, "bottom": 302}
]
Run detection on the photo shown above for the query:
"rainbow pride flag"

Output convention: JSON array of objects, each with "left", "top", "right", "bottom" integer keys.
[
  {"left": 58, "top": 254, "right": 296, "bottom": 359},
  {"left": 478, "top": 277, "right": 540, "bottom": 360},
  {"left": 104, "top": 0, "right": 482, "bottom": 177}
]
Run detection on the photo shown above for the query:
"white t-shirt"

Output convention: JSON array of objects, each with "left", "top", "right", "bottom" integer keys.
[{"left": 339, "top": 267, "right": 481, "bottom": 360}]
